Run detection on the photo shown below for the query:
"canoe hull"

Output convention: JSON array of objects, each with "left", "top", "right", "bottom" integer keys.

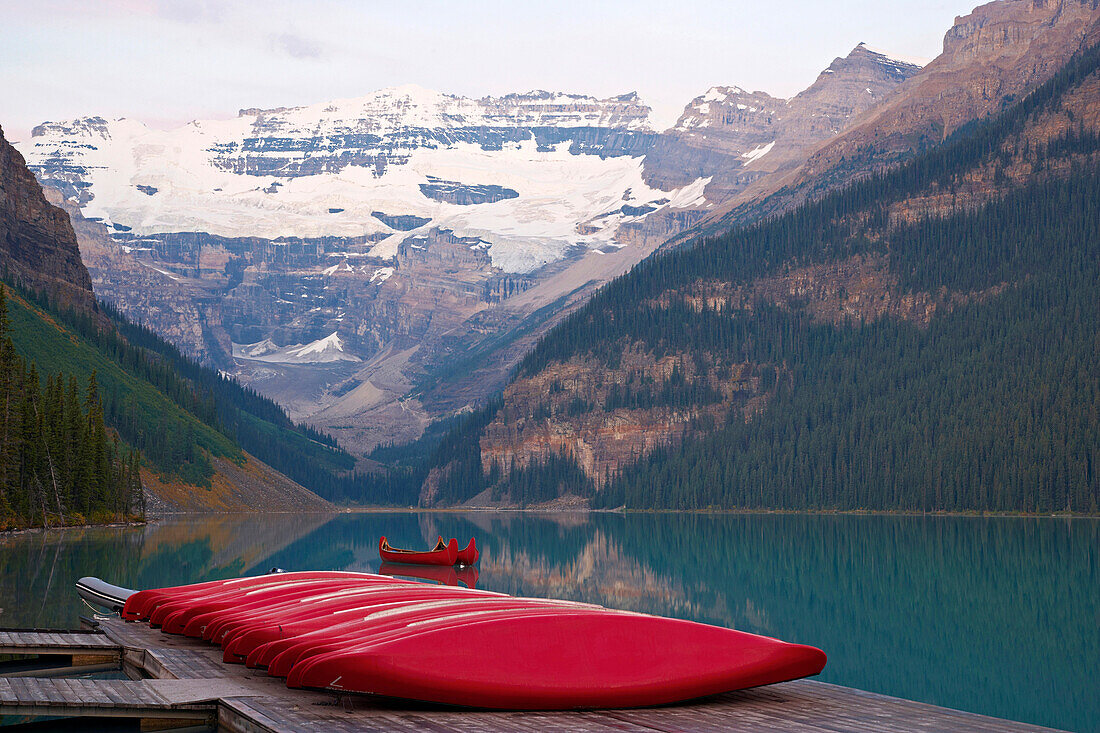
[
  {"left": 378, "top": 536, "right": 459, "bottom": 566},
  {"left": 287, "top": 612, "right": 826, "bottom": 709},
  {"left": 122, "top": 571, "right": 402, "bottom": 621}
]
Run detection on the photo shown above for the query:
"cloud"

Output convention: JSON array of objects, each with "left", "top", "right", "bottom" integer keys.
[
  {"left": 270, "top": 32, "right": 323, "bottom": 60},
  {"left": 151, "top": 0, "right": 225, "bottom": 23}
]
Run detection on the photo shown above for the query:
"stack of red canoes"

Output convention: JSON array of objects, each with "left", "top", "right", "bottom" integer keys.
[{"left": 118, "top": 571, "right": 826, "bottom": 710}]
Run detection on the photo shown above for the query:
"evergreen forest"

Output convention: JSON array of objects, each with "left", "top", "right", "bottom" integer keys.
[
  {"left": 0, "top": 286, "right": 142, "bottom": 528},
  {"left": 401, "top": 41, "right": 1100, "bottom": 513}
]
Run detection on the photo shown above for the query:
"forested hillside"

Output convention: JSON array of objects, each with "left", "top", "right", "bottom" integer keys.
[
  {"left": 0, "top": 286, "right": 142, "bottom": 528},
  {"left": 407, "top": 41, "right": 1100, "bottom": 513},
  {"left": 4, "top": 281, "right": 366, "bottom": 508}
]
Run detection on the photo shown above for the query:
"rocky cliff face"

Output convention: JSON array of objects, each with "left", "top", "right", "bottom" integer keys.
[
  {"left": 479, "top": 349, "right": 772, "bottom": 488},
  {"left": 43, "top": 188, "right": 223, "bottom": 361},
  {"left": 0, "top": 126, "right": 95, "bottom": 311},
  {"left": 642, "top": 44, "right": 922, "bottom": 198},
  {"left": 736, "top": 0, "right": 1100, "bottom": 219},
  {"left": 215, "top": 88, "right": 655, "bottom": 179}
]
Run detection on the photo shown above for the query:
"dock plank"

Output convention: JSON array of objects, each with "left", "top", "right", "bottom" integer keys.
[
  {"left": 0, "top": 678, "right": 213, "bottom": 716},
  {"left": 0, "top": 618, "right": 1068, "bottom": 732},
  {"left": 0, "top": 628, "right": 120, "bottom": 660}
]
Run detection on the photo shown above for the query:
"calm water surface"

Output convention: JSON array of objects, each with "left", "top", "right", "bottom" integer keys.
[{"left": 1, "top": 513, "right": 1096, "bottom": 732}]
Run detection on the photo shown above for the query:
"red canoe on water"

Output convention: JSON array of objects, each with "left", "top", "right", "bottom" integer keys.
[
  {"left": 377, "top": 536, "right": 479, "bottom": 566},
  {"left": 80, "top": 572, "right": 826, "bottom": 710},
  {"left": 378, "top": 536, "right": 458, "bottom": 566}
]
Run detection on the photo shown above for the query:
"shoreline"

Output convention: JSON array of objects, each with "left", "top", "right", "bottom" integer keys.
[
  {"left": 0, "top": 517, "right": 146, "bottom": 536},
  {"left": 5, "top": 506, "right": 1097, "bottom": 534},
  {"left": 335, "top": 505, "right": 1100, "bottom": 519}
]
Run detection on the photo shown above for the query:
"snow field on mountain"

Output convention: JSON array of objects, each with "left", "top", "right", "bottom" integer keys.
[
  {"left": 232, "top": 332, "right": 362, "bottom": 364},
  {"left": 24, "top": 116, "right": 709, "bottom": 273}
]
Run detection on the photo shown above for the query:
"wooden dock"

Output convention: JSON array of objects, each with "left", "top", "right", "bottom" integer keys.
[{"left": 0, "top": 618, "right": 1067, "bottom": 732}]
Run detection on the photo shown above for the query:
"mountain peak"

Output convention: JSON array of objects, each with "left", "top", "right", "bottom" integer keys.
[{"left": 851, "top": 42, "right": 928, "bottom": 69}]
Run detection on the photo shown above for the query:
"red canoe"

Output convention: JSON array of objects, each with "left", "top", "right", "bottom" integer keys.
[
  {"left": 122, "top": 571, "right": 403, "bottom": 622},
  {"left": 286, "top": 611, "right": 826, "bottom": 709},
  {"left": 260, "top": 598, "right": 599, "bottom": 676},
  {"left": 211, "top": 585, "right": 495, "bottom": 648},
  {"left": 163, "top": 579, "right": 393, "bottom": 635},
  {"left": 378, "top": 536, "right": 458, "bottom": 566},
  {"left": 197, "top": 582, "right": 440, "bottom": 642},
  {"left": 217, "top": 589, "right": 515, "bottom": 662},
  {"left": 154, "top": 578, "right": 389, "bottom": 632}
]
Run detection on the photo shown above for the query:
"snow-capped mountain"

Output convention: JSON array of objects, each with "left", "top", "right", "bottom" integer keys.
[
  {"left": 233, "top": 332, "right": 361, "bottom": 364},
  {"left": 18, "top": 47, "right": 923, "bottom": 454},
  {"left": 24, "top": 86, "right": 688, "bottom": 273}
]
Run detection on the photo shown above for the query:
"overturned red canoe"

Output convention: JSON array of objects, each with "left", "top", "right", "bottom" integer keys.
[
  {"left": 286, "top": 611, "right": 827, "bottom": 709},
  {"left": 154, "top": 577, "right": 392, "bottom": 632},
  {"left": 196, "top": 582, "right": 443, "bottom": 642},
  {"left": 259, "top": 597, "right": 599, "bottom": 675},
  {"left": 165, "top": 579, "right": 396, "bottom": 635},
  {"left": 217, "top": 589, "right": 517, "bottom": 662},
  {"left": 378, "top": 536, "right": 458, "bottom": 566},
  {"left": 122, "top": 571, "right": 403, "bottom": 622}
]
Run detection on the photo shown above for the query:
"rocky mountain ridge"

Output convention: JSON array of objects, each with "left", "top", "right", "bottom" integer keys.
[
  {"left": 18, "top": 45, "right": 926, "bottom": 454},
  {"left": 701, "top": 0, "right": 1100, "bottom": 230},
  {"left": 438, "top": 28, "right": 1100, "bottom": 509},
  {"left": 641, "top": 44, "right": 922, "bottom": 196}
]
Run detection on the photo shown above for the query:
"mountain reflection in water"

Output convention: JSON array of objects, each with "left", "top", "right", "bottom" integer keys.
[{"left": 0, "top": 512, "right": 1095, "bottom": 732}]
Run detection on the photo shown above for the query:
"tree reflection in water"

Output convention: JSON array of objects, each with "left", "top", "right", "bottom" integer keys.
[{"left": 1, "top": 512, "right": 1095, "bottom": 732}]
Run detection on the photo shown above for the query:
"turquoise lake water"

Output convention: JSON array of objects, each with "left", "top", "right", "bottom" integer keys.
[{"left": 1, "top": 512, "right": 1096, "bottom": 731}]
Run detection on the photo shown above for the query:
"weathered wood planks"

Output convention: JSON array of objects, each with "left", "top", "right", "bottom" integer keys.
[{"left": 0, "top": 618, "right": 1069, "bottom": 733}]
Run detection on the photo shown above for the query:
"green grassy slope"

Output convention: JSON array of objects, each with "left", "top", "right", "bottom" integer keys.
[{"left": 6, "top": 287, "right": 365, "bottom": 501}]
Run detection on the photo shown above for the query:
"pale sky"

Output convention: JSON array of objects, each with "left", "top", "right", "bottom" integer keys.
[{"left": 1, "top": 0, "right": 979, "bottom": 143}]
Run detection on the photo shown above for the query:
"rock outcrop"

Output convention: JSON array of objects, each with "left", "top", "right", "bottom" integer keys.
[
  {"left": 480, "top": 350, "right": 771, "bottom": 486},
  {"left": 0, "top": 125, "right": 95, "bottom": 311},
  {"left": 710, "top": 0, "right": 1100, "bottom": 225},
  {"left": 801, "top": 0, "right": 1100, "bottom": 182},
  {"left": 642, "top": 43, "right": 922, "bottom": 200},
  {"left": 43, "top": 188, "right": 224, "bottom": 362}
]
